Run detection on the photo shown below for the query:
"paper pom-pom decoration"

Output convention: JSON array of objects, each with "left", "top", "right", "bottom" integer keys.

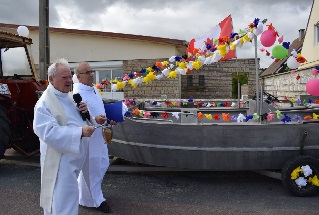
[
  {"left": 197, "top": 112, "right": 204, "bottom": 119},
  {"left": 312, "top": 68, "right": 319, "bottom": 76}
]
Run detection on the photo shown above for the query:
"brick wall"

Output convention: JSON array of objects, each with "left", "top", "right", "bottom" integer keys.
[
  {"left": 123, "top": 58, "right": 257, "bottom": 99},
  {"left": 123, "top": 58, "right": 180, "bottom": 99},
  {"left": 181, "top": 58, "right": 257, "bottom": 99}
]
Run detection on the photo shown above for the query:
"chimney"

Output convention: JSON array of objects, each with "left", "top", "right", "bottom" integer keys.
[{"left": 298, "top": 29, "right": 305, "bottom": 41}]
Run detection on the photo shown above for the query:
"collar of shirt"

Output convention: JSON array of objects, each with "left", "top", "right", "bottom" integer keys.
[
  {"left": 48, "top": 83, "right": 69, "bottom": 98},
  {"left": 73, "top": 83, "right": 95, "bottom": 92}
]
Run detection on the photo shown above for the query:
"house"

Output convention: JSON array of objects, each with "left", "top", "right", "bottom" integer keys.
[
  {"left": 0, "top": 23, "right": 186, "bottom": 100},
  {"left": 0, "top": 23, "right": 258, "bottom": 100},
  {"left": 261, "top": 0, "right": 319, "bottom": 101}
]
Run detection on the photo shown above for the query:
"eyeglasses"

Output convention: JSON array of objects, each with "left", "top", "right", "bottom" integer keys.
[{"left": 79, "top": 70, "right": 95, "bottom": 75}]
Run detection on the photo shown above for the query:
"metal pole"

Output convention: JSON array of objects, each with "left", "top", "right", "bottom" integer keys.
[
  {"left": 254, "top": 34, "right": 259, "bottom": 116},
  {"left": 179, "top": 73, "right": 182, "bottom": 99},
  {"left": 236, "top": 57, "right": 240, "bottom": 108},
  {"left": 39, "top": 0, "right": 50, "bottom": 80}
]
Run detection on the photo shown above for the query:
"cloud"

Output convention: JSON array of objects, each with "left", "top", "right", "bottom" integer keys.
[{"left": 0, "top": 0, "right": 313, "bottom": 68}]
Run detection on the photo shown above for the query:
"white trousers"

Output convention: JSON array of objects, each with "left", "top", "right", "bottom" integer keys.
[
  {"left": 44, "top": 152, "right": 86, "bottom": 215},
  {"left": 78, "top": 138, "right": 109, "bottom": 207}
]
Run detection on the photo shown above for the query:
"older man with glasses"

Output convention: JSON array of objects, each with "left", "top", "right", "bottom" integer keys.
[{"left": 73, "top": 62, "right": 113, "bottom": 213}]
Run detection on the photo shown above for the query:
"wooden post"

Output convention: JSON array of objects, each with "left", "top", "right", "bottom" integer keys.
[{"left": 39, "top": 0, "right": 50, "bottom": 80}]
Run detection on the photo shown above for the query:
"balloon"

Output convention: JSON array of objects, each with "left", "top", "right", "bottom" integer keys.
[
  {"left": 17, "top": 26, "right": 29, "bottom": 37},
  {"left": 286, "top": 56, "right": 300, "bottom": 69},
  {"left": 306, "top": 79, "right": 319, "bottom": 96},
  {"left": 272, "top": 45, "right": 288, "bottom": 59},
  {"left": 260, "top": 29, "right": 276, "bottom": 47}
]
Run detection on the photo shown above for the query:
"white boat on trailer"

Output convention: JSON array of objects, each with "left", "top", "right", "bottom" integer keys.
[{"left": 107, "top": 99, "right": 319, "bottom": 197}]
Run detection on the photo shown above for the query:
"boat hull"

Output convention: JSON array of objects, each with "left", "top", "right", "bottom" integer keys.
[{"left": 109, "top": 118, "right": 319, "bottom": 170}]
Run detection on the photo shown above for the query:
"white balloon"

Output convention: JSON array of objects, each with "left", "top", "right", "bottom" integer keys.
[
  {"left": 17, "top": 26, "right": 29, "bottom": 37},
  {"left": 287, "top": 56, "right": 300, "bottom": 69}
]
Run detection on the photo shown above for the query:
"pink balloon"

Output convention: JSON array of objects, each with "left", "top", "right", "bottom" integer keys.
[
  {"left": 260, "top": 29, "right": 276, "bottom": 47},
  {"left": 306, "top": 79, "right": 319, "bottom": 96}
]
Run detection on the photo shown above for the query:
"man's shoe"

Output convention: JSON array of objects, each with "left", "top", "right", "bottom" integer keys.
[{"left": 97, "top": 201, "right": 112, "bottom": 213}]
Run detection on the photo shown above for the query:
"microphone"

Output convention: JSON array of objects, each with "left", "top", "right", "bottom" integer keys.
[{"left": 73, "top": 93, "right": 90, "bottom": 121}]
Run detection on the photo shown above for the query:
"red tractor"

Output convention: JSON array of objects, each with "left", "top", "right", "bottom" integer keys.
[{"left": 0, "top": 30, "right": 47, "bottom": 159}]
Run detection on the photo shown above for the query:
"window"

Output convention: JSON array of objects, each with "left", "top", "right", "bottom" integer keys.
[
  {"left": 187, "top": 75, "right": 193, "bottom": 86},
  {"left": 199, "top": 75, "right": 205, "bottom": 86},
  {"left": 95, "top": 69, "right": 124, "bottom": 92},
  {"left": 316, "top": 22, "right": 319, "bottom": 44},
  {"left": 1, "top": 47, "right": 32, "bottom": 76}
]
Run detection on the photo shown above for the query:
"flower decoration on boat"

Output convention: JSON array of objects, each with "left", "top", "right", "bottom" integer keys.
[
  {"left": 237, "top": 113, "right": 246, "bottom": 123},
  {"left": 132, "top": 108, "right": 140, "bottom": 115},
  {"left": 128, "top": 98, "right": 319, "bottom": 123},
  {"left": 222, "top": 113, "right": 231, "bottom": 121},
  {"left": 276, "top": 109, "right": 283, "bottom": 119},
  {"left": 205, "top": 114, "right": 213, "bottom": 120},
  {"left": 293, "top": 115, "right": 302, "bottom": 122},
  {"left": 291, "top": 165, "right": 319, "bottom": 188},
  {"left": 213, "top": 114, "right": 220, "bottom": 121},
  {"left": 172, "top": 112, "right": 180, "bottom": 120},
  {"left": 161, "top": 112, "right": 169, "bottom": 119},
  {"left": 150, "top": 112, "right": 159, "bottom": 118},
  {"left": 123, "top": 98, "right": 136, "bottom": 107},
  {"left": 143, "top": 112, "right": 151, "bottom": 118},
  {"left": 313, "top": 113, "right": 319, "bottom": 120},
  {"left": 304, "top": 115, "right": 312, "bottom": 120},
  {"left": 267, "top": 112, "right": 275, "bottom": 122},
  {"left": 197, "top": 112, "right": 204, "bottom": 119},
  {"left": 281, "top": 114, "right": 291, "bottom": 123},
  {"left": 253, "top": 113, "right": 259, "bottom": 120},
  {"left": 245, "top": 114, "right": 253, "bottom": 122}
]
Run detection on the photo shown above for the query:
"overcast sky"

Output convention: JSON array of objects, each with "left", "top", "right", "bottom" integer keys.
[{"left": 0, "top": 0, "right": 313, "bottom": 68}]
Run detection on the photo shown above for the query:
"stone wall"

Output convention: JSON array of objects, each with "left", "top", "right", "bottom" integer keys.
[
  {"left": 181, "top": 58, "right": 257, "bottom": 99},
  {"left": 123, "top": 58, "right": 180, "bottom": 99},
  {"left": 262, "top": 68, "right": 312, "bottom": 100},
  {"left": 122, "top": 58, "right": 257, "bottom": 99}
]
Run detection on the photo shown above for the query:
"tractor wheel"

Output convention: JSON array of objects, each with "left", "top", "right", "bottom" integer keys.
[
  {"left": 282, "top": 155, "right": 319, "bottom": 197},
  {"left": 0, "top": 104, "right": 11, "bottom": 159}
]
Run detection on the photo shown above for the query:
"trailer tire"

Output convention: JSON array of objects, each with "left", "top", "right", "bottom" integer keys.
[
  {"left": 282, "top": 155, "right": 319, "bottom": 197},
  {"left": 0, "top": 104, "right": 11, "bottom": 159}
]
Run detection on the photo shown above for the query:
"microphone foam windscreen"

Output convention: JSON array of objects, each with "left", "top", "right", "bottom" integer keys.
[{"left": 73, "top": 93, "right": 82, "bottom": 104}]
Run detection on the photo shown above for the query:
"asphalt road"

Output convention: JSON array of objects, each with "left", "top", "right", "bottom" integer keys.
[{"left": 1, "top": 150, "right": 319, "bottom": 215}]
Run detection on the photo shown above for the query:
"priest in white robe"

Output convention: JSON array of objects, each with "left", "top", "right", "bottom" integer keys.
[
  {"left": 73, "top": 62, "right": 112, "bottom": 213},
  {"left": 33, "top": 58, "right": 95, "bottom": 215}
]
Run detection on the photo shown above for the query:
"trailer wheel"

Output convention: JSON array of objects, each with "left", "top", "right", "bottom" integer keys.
[
  {"left": 0, "top": 104, "right": 11, "bottom": 159},
  {"left": 282, "top": 155, "right": 319, "bottom": 197}
]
